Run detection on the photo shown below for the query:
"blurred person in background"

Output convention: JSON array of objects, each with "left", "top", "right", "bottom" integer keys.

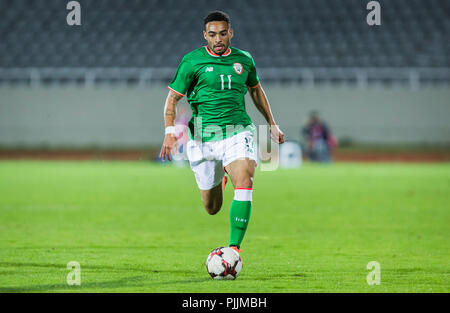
[{"left": 302, "top": 111, "right": 337, "bottom": 162}]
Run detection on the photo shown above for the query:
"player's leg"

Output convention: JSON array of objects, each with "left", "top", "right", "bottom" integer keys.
[
  {"left": 223, "top": 130, "right": 258, "bottom": 249},
  {"left": 192, "top": 162, "right": 226, "bottom": 215},
  {"left": 200, "top": 182, "right": 223, "bottom": 215},
  {"left": 224, "top": 158, "right": 256, "bottom": 249},
  {"left": 225, "top": 158, "right": 256, "bottom": 189},
  {"left": 187, "top": 139, "right": 226, "bottom": 215}
]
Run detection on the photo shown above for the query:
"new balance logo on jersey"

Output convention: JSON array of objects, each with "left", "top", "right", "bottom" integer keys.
[{"left": 205, "top": 67, "right": 214, "bottom": 72}]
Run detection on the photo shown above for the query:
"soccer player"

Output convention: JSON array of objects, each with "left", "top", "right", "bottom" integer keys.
[{"left": 160, "top": 11, "right": 284, "bottom": 254}]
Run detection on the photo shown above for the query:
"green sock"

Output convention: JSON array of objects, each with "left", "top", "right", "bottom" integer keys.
[{"left": 229, "top": 188, "right": 253, "bottom": 248}]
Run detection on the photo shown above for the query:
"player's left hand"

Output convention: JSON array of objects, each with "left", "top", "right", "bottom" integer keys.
[{"left": 270, "top": 125, "right": 285, "bottom": 144}]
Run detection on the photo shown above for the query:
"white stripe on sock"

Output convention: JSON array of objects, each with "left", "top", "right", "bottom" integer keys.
[{"left": 234, "top": 189, "right": 253, "bottom": 201}]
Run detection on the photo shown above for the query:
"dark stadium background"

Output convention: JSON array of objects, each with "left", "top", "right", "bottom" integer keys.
[{"left": 0, "top": 0, "right": 448, "bottom": 160}]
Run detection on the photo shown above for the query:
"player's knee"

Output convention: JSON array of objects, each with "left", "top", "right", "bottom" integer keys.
[
  {"left": 203, "top": 199, "right": 222, "bottom": 215},
  {"left": 234, "top": 177, "right": 253, "bottom": 189},
  {"left": 205, "top": 204, "right": 221, "bottom": 215}
]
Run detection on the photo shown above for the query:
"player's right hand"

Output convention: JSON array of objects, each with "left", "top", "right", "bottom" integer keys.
[{"left": 159, "top": 134, "right": 178, "bottom": 162}]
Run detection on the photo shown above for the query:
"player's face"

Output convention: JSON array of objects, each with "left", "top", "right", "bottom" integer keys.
[{"left": 203, "top": 21, "right": 233, "bottom": 55}]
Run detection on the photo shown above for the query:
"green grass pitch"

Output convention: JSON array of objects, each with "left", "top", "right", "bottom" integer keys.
[{"left": 0, "top": 161, "right": 448, "bottom": 293}]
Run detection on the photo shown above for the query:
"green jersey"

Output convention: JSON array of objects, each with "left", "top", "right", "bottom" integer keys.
[{"left": 168, "top": 46, "right": 260, "bottom": 142}]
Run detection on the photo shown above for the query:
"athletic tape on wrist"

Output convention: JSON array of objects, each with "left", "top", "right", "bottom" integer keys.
[{"left": 165, "top": 126, "right": 176, "bottom": 135}]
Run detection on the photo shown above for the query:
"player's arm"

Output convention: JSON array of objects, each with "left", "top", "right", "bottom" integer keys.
[
  {"left": 159, "top": 90, "right": 183, "bottom": 161},
  {"left": 248, "top": 84, "right": 285, "bottom": 144}
]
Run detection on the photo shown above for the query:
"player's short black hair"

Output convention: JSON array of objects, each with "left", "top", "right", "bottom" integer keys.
[{"left": 204, "top": 11, "right": 231, "bottom": 28}]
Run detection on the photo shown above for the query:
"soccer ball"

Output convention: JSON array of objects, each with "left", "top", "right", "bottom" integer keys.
[{"left": 206, "top": 246, "right": 242, "bottom": 280}]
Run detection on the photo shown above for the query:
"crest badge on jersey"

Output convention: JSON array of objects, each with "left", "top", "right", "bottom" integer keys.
[{"left": 233, "top": 63, "right": 243, "bottom": 75}]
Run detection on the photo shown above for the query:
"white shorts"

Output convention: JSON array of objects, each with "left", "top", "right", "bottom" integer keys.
[{"left": 186, "top": 130, "right": 258, "bottom": 190}]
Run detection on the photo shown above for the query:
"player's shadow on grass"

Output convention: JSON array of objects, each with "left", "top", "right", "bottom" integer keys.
[
  {"left": 0, "top": 261, "right": 199, "bottom": 273},
  {"left": 0, "top": 261, "right": 210, "bottom": 292},
  {"left": 0, "top": 276, "right": 210, "bottom": 293}
]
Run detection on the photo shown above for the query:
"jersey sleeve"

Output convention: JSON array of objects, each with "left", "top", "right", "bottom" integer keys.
[
  {"left": 246, "top": 55, "right": 260, "bottom": 88},
  {"left": 168, "top": 57, "right": 195, "bottom": 96}
]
